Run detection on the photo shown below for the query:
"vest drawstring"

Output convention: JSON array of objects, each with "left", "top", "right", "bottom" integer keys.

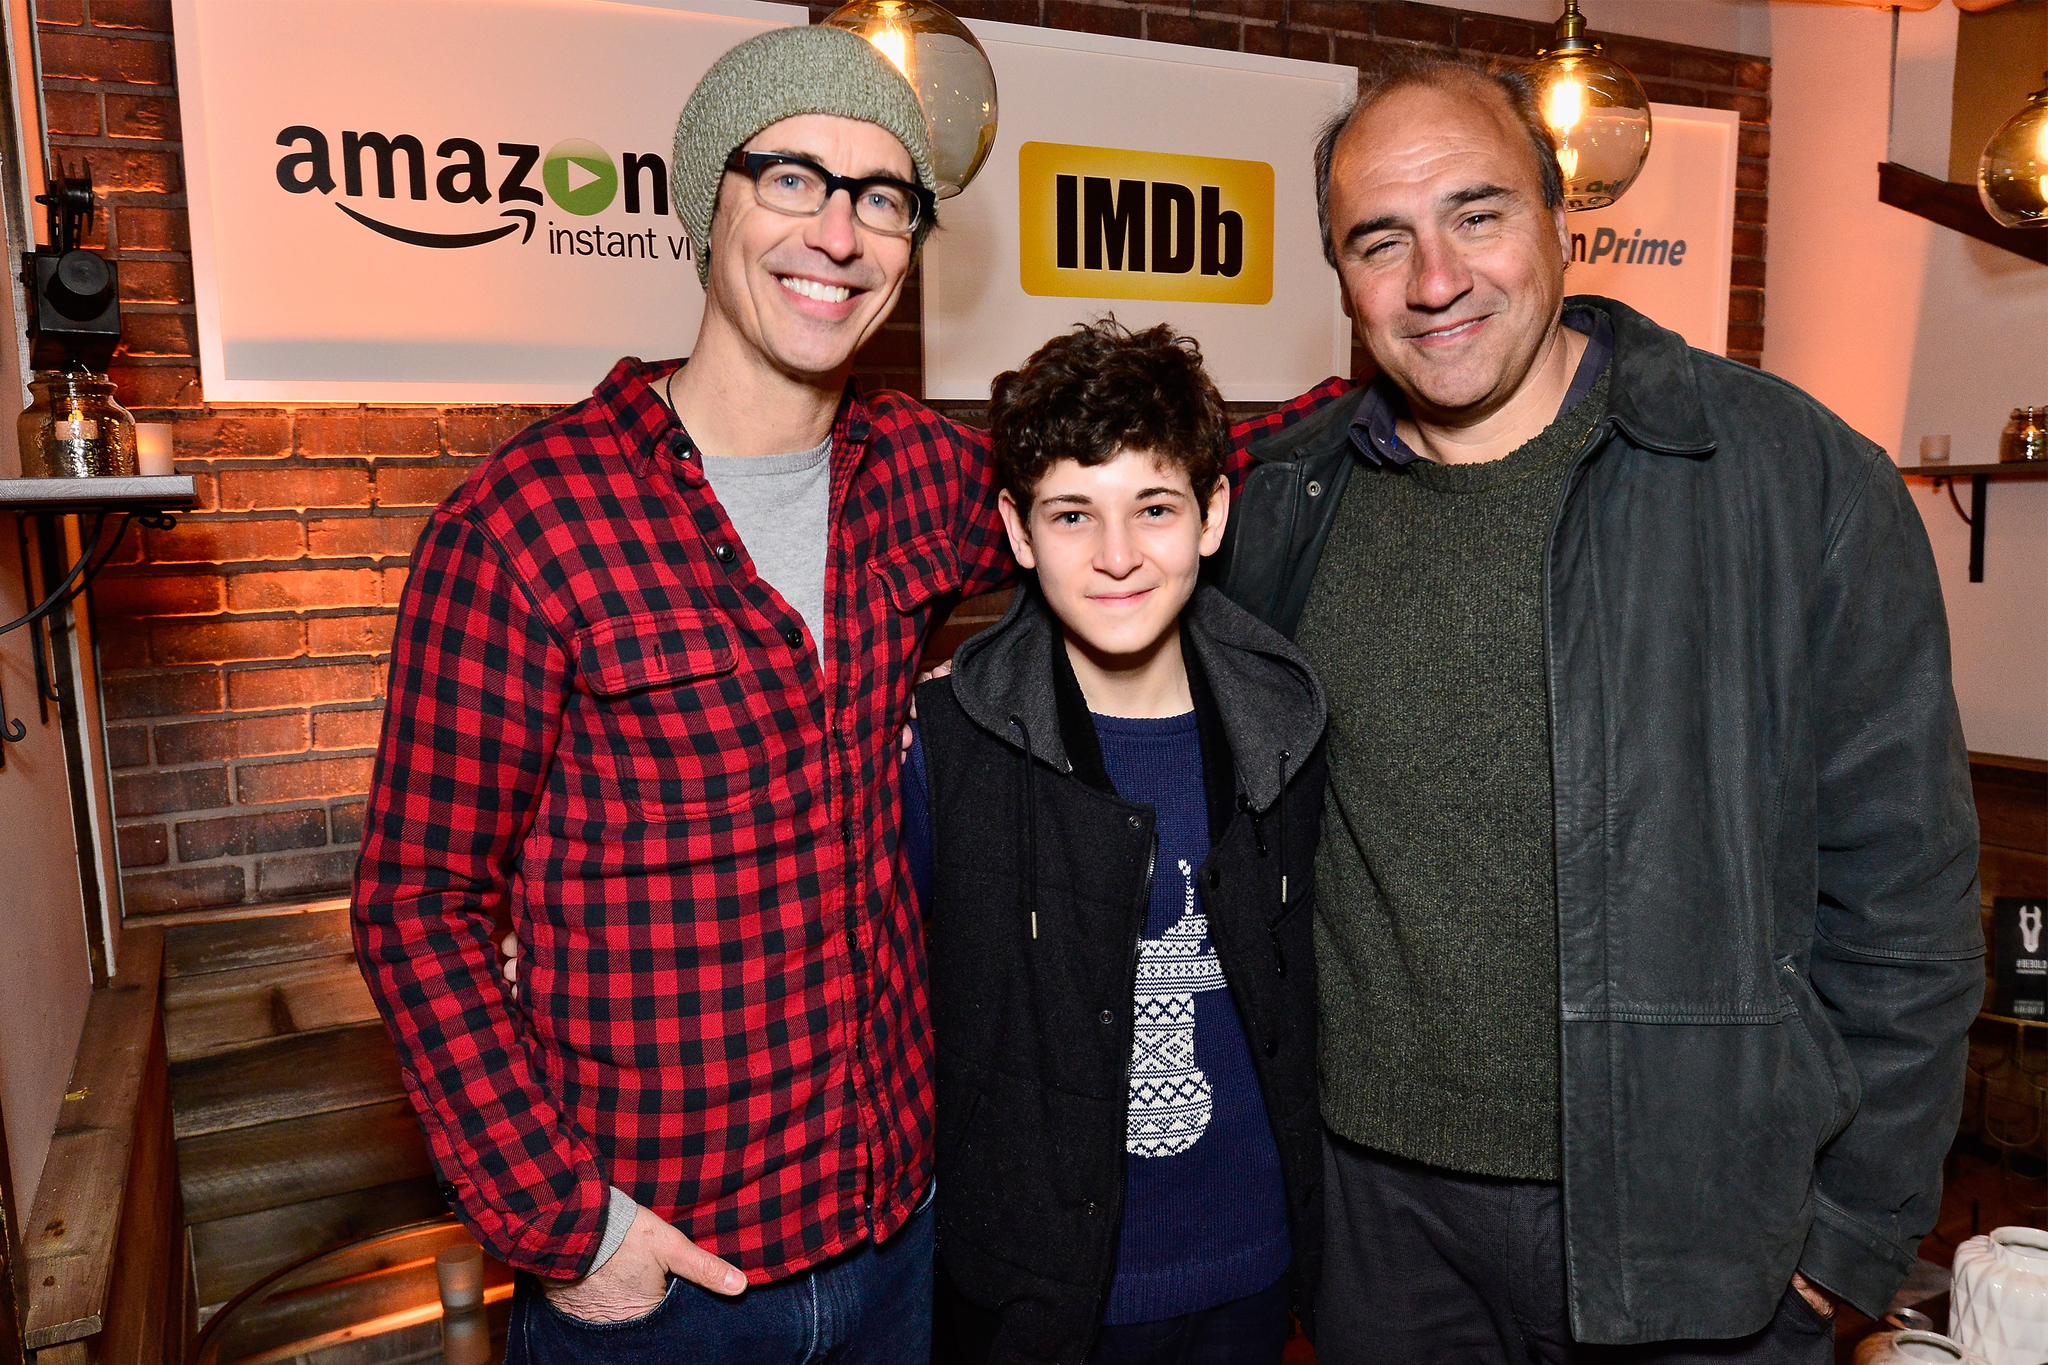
[
  {"left": 1010, "top": 714, "right": 1039, "bottom": 940},
  {"left": 1268, "top": 750, "right": 1293, "bottom": 977},
  {"left": 1277, "top": 750, "right": 1290, "bottom": 907}
]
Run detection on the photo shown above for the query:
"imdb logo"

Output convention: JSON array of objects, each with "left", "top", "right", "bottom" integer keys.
[{"left": 1018, "top": 143, "right": 1273, "bottom": 306}]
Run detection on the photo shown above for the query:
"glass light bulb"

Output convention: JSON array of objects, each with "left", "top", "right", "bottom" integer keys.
[
  {"left": 823, "top": 1, "right": 999, "bottom": 200},
  {"left": 1978, "top": 78, "right": 2048, "bottom": 230},
  {"left": 1529, "top": 45, "right": 1652, "bottom": 212}
]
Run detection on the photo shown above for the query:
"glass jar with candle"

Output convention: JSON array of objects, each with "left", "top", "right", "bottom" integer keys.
[
  {"left": 18, "top": 369, "right": 136, "bottom": 478},
  {"left": 2000, "top": 407, "right": 2047, "bottom": 463}
]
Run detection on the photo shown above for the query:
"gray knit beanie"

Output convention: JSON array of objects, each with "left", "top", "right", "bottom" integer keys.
[{"left": 672, "top": 24, "right": 936, "bottom": 285}]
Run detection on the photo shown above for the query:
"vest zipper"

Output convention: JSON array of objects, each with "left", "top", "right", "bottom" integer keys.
[{"left": 1090, "top": 829, "right": 1154, "bottom": 1359}]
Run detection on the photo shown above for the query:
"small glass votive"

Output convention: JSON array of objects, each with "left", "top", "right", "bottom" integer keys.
[
  {"left": 1918, "top": 435, "right": 1950, "bottom": 465},
  {"left": 136, "top": 423, "right": 174, "bottom": 477},
  {"left": 436, "top": 1242, "right": 485, "bottom": 1312}
]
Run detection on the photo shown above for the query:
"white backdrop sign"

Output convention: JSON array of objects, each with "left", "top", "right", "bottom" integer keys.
[
  {"left": 1565, "top": 105, "right": 1739, "bottom": 354},
  {"left": 172, "top": 0, "right": 803, "bottom": 404},
  {"left": 922, "top": 22, "right": 1354, "bottom": 402}
]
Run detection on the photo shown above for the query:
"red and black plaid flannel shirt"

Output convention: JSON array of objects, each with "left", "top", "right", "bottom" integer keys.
[{"left": 352, "top": 355, "right": 1348, "bottom": 1284}]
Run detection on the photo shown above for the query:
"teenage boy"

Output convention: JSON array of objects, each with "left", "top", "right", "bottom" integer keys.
[{"left": 905, "top": 321, "right": 1329, "bottom": 1365}]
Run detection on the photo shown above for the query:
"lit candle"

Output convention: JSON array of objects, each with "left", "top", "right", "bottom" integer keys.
[
  {"left": 136, "top": 422, "right": 174, "bottom": 478},
  {"left": 436, "top": 1242, "right": 485, "bottom": 1311}
]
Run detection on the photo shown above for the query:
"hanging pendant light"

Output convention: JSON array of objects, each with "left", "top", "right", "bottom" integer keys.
[
  {"left": 1978, "top": 73, "right": 2048, "bottom": 229},
  {"left": 823, "top": 0, "right": 998, "bottom": 200},
  {"left": 1527, "top": 0, "right": 1653, "bottom": 211}
]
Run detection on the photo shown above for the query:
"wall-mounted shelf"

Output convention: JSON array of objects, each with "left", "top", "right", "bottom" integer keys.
[
  {"left": 0, "top": 474, "right": 195, "bottom": 515},
  {"left": 1896, "top": 461, "right": 2048, "bottom": 583},
  {"left": 1878, "top": 163, "right": 2048, "bottom": 267},
  {"left": 0, "top": 475, "right": 195, "bottom": 635}
]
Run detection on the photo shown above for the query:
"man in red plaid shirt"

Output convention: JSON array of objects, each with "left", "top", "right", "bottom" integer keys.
[{"left": 353, "top": 22, "right": 1337, "bottom": 1360}]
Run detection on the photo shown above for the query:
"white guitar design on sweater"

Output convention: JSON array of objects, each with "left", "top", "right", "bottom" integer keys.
[{"left": 1127, "top": 859, "right": 1226, "bottom": 1157}]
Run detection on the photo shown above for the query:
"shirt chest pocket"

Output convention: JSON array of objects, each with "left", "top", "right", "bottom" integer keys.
[
  {"left": 868, "top": 530, "right": 961, "bottom": 618},
  {"left": 575, "top": 608, "right": 766, "bottom": 823}
]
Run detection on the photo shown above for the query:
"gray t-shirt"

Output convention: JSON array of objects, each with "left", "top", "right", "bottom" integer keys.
[{"left": 697, "top": 436, "right": 832, "bottom": 644}]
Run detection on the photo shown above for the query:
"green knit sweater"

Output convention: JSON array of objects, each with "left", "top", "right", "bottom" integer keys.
[{"left": 1298, "top": 371, "right": 1609, "bottom": 1180}]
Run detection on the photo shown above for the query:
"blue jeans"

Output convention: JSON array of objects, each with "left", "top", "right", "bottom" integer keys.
[{"left": 505, "top": 1198, "right": 933, "bottom": 1365}]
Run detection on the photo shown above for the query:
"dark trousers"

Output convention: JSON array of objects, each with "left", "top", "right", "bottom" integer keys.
[
  {"left": 1317, "top": 1133, "right": 1835, "bottom": 1365},
  {"left": 934, "top": 1264, "right": 1290, "bottom": 1365},
  {"left": 505, "top": 1197, "right": 933, "bottom": 1365},
  {"left": 1088, "top": 1276, "right": 1291, "bottom": 1365}
]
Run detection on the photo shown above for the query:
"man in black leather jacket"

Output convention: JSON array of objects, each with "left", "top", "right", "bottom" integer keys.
[{"left": 1207, "top": 51, "right": 1982, "bottom": 1364}]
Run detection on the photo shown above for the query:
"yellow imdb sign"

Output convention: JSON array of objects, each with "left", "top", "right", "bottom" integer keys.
[{"left": 1017, "top": 142, "right": 1274, "bottom": 306}]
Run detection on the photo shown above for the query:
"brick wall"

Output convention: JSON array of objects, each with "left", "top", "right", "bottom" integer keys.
[{"left": 48, "top": 0, "right": 1770, "bottom": 918}]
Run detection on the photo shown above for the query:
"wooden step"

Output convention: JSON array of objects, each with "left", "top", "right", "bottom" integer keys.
[
  {"left": 166, "top": 908, "right": 354, "bottom": 980},
  {"left": 178, "top": 1098, "right": 433, "bottom": 1227},
  {"left": 170, "top": 1023, "right": 406, "bottom": 1141},
  {"left": 163, "top": 951, "right": 380, "bottom": 1063}
]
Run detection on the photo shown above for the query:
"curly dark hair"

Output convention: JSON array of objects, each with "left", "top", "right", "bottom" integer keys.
[{"left": 988, "top": 317, "right": 1227, "bottom": 519}]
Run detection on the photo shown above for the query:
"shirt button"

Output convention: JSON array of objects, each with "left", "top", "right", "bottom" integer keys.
[
  {"left": 438, "top": 1180, "right": 459, "bottom": 1201},
  {"left": 1099, "top": 1009, "right": 1113, "bottom": 1024},
  {"left": 714, "top": 543, "right": 735, "bottom": 564},
  {"left": 1127, "top": 815, "right": 1142, "bottom": 829},
  {"left": 1206, "top": 868, "right": 1222, "bottom": 889},
  {"left": 1265, "top": 1039, "right": 1279, "bottom": 1058},
  {"left": 1085, "top": 1201, "right": 1099, "bottom": 1217},
  {"left": 783, "top": 626, "right": 803, "bottom": 649}
]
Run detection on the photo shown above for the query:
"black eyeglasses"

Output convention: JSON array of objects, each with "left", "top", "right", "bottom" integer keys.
[{"left": 723, "top": 151, "right": 934, "bottom": 237}]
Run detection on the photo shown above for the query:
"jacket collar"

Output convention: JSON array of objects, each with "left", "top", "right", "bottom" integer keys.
[
  {"left": 948, "top": 579, "right": 1327, "bottom": 811},
  {"left": 1247, "top": 293, "right": 1716, "bottom": 470},
  {"left": 1569, "top": 294, "right": 1717, "bottom": 457}
]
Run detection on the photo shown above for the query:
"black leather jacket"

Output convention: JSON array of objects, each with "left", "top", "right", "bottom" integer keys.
[{"left": 1208, "top": 297, "right": 1983, "bottom": 1343}]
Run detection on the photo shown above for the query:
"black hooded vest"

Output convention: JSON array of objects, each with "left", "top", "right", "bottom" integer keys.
[{"left": 917, "top": 584, "right": 1329, "bottom": 1365}]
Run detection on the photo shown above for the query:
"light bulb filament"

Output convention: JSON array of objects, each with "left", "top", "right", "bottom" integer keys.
[
  {"left": 869, "top": 21, "right": 912, "bottom": 82},
  {"left": 1546, "top": 77, "right": 1585, "bottom": 134}
]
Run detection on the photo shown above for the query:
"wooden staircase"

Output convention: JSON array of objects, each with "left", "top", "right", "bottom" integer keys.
[{"left": 161, "top": 908, "right": 441, "bottom": 1318}]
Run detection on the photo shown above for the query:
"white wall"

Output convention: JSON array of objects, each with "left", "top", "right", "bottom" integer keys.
[
  {"left": 0, "top": 574, "right": 96, "bottom": 1221},
  {"left": 1763, "top": 2, "right": 2048, "bottom": 761}
]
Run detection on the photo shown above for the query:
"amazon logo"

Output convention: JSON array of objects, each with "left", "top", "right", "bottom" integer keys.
[{"left": 274, "top": 126, "right": 672, "bottom": 249}]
